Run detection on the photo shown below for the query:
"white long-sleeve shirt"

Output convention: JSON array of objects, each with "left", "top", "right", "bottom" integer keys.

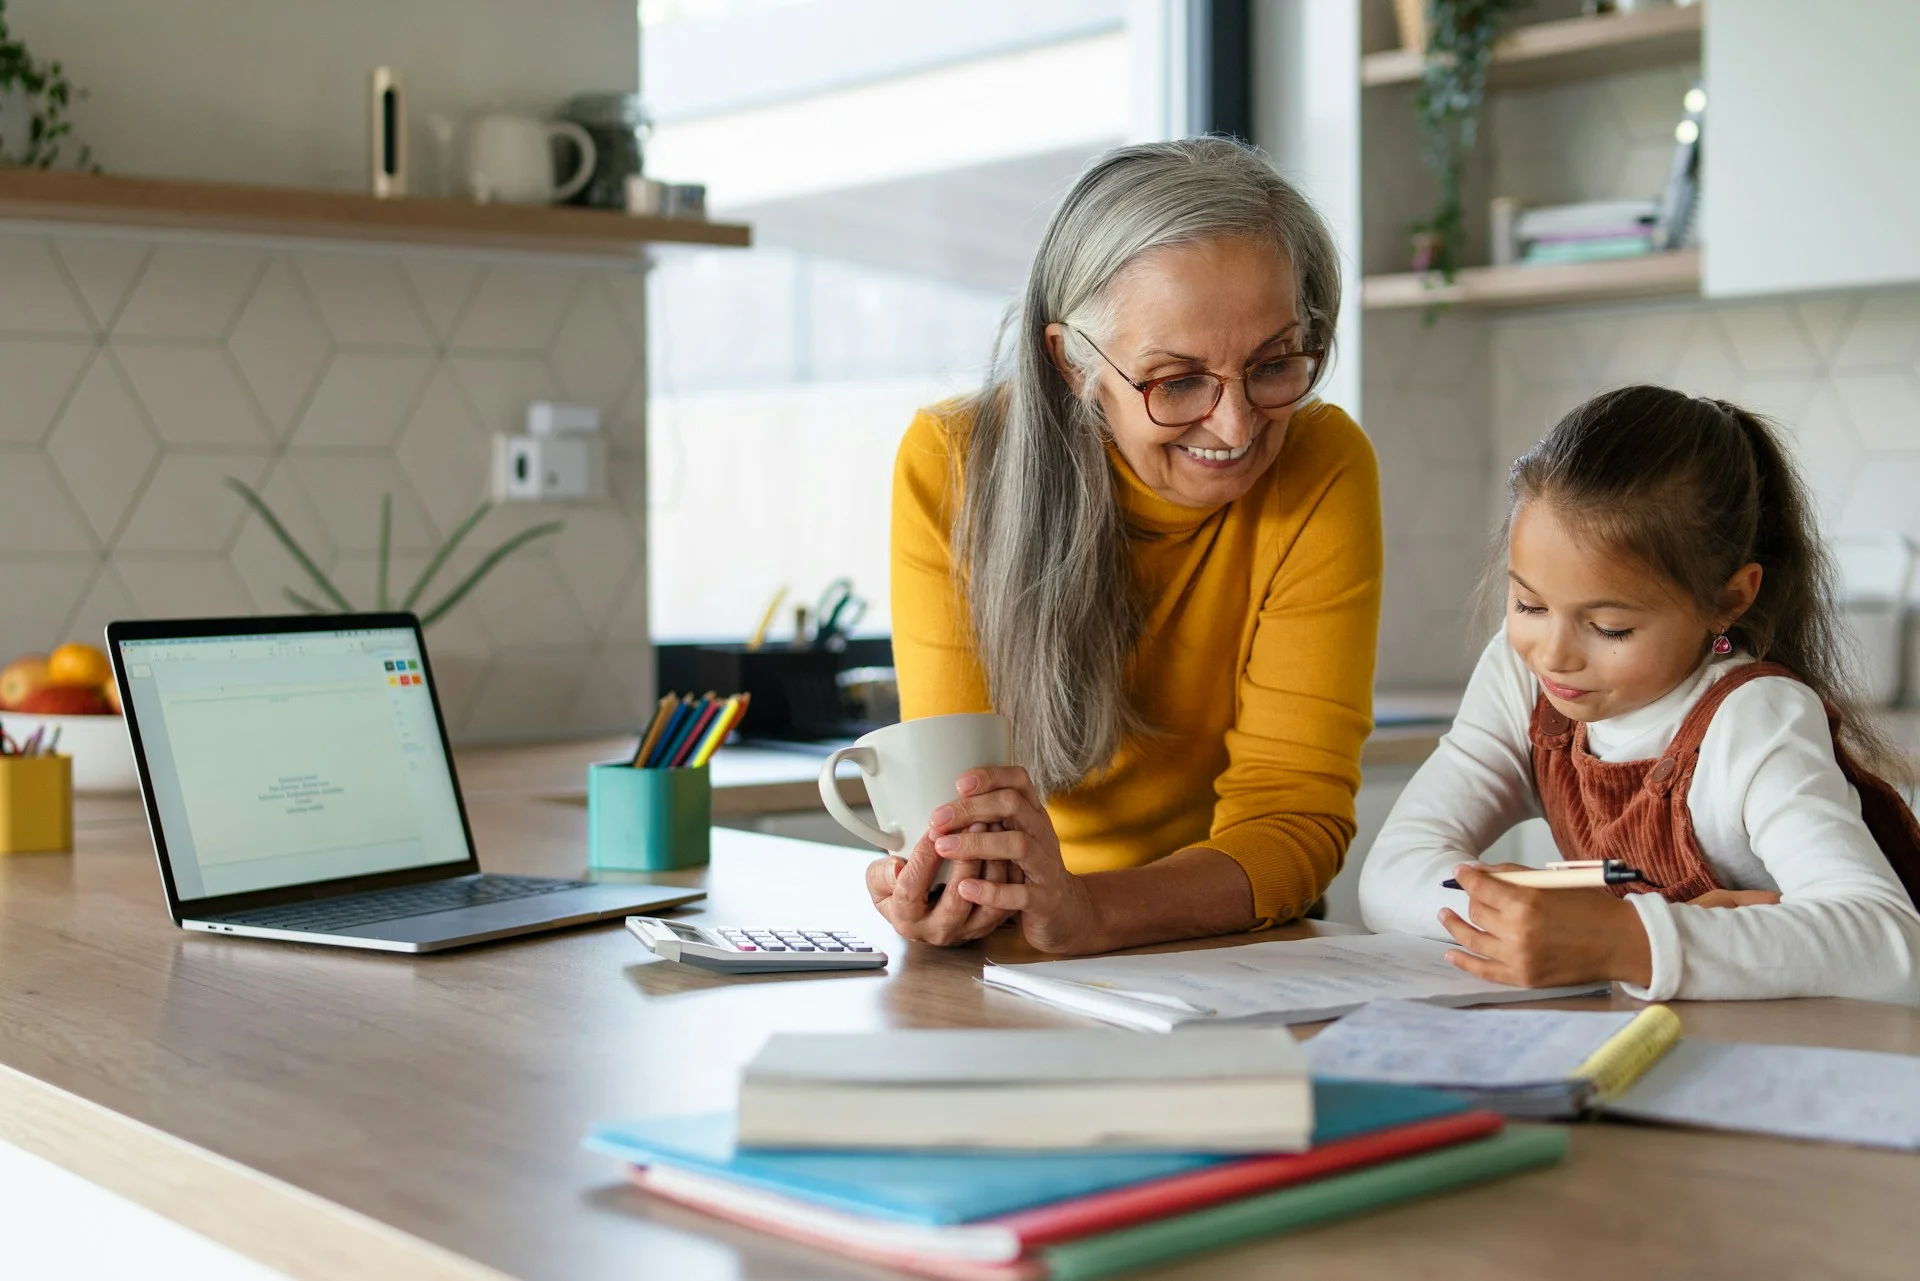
[{"left": 1359, "top": 633, "right": 1920, "bottom": 1004}]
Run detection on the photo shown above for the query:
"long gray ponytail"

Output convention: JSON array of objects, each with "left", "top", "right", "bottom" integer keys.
[{"left": 954, "top": 137, "right": 1341, "bottom": 795}]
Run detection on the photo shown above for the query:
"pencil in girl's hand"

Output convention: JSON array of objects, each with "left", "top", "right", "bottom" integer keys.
[
  {"left": 631, "top": 693, "right": 681, "bottom": 767},
  {"left": 669, "top": 696, "right": 726, "bottom": 768}
]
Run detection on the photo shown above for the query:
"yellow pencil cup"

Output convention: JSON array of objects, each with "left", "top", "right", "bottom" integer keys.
[{"left": 0, "top": 754, "right": 74, "bottom": 855}]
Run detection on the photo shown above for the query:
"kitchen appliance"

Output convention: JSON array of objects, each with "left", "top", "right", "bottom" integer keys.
[
  {"left": 558, "top": 92, "right": 651, "bottom": 209},
  {"left": 1832, "top": 531, "right": 1914, "bottom": 706},
  {"left": 465, "top": 109, "right": 596, "bottom": 205}
]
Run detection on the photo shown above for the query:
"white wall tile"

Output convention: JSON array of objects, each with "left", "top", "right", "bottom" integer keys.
[
  {"left": 566, "top": 643, "right": 653, "bottom": 732},
  {"left": 1793, "top": 294, "right": 1860, "bottom": 366},
  {"left": 449, "top": 354, "right": 562, "bottom": 437},
  {"left": 0, "top": 452, "right": 99, "bottom": 553},
  {"left": 49, "top": 237, "right": 150, "bottom": 332},
  {"left": 1832, "top": 372, "right": 1920, "bottom": 451},
  {"left": 113, "top": 556, "right": 253, "bottom": 617},
  {"left": 0, "top": 558, "right": 96, "bottom": 660},
  {"left": 461, "top": 555, "right": 591, "bottom": 650},
  {"left": 462, "top": 647, "right": 586, "bottom": 739},
  {"left": 0, "top": 340, "right": 92, "bottom": 444},
  {"left": 395, "top": 368, "right": 490, "bottom": 538},
  {"left": 64, "top": 563, "right": 141, "bottom": 644},
  {"left": 1832, "top": 291, "right": 1920, "bottom": 370},
  {"left": 111, "top": 343, "right": 272, "bottom": 447},
  {"left": 0, "top": 238, "right": 94, "bottom": 334},
  {"left": 227, "top": 259, "right": 331, "bottom": 436},
  {"left": 548, "top": 509, "right": 644, "bottom": 629},
  {"left": 450, "top": 267, "right": 580, "bottom": 351},
  {"left": 1838, "top": 454, "right": 1920, "bottom": 539},
  {"left": 1717, "top": 303, "right": 1822, "bottom": 378},
  {"left": 112, "top": 246, "right": 264, "bottom": 339},
  {"left": 291, "top": 351, "right": 435, "bottom": 448},
  {"left": 551, "top": 280, "right": 641, "bottom": 409},
  {"left": 46, "top": 360, "right": 160, "bottom": 543},
  {"left": 284, "top": 453, "right": 440, "bottom": 554},
  {"left": 229, "top": 466, "right": 340, "bottom": 615},
  {"left": 115, "top": 452, "right": 274, "bottom": 553},
  {"left": 1666, "top": 314, "right": 1743, "bottom": 397},
  {"left": 1784, "top": 383, "right": 1863, "bottom": 529},
  {"left": 400, "top": 260, "right": 483, "bottom": 341},
  {"left": 294, "top": 253, "right": 436, "bottom": 349}
]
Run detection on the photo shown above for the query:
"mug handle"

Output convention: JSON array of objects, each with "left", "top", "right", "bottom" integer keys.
[
  {"left": 819, "top": 746, "right": 900, "bottom": 851},
  {"left": 548, "top": 120, "right": 598, "bottom": 202}
]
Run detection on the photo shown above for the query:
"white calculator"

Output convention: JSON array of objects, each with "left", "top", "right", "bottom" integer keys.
[{"left": 626, "top": 917, "right": 888, "bottom": 973}]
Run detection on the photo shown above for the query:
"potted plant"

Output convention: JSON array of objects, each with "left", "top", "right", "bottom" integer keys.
[
  {"left": 1411, "top": 0, "right": 1530, "bottom": 281},
  {"left": 0, "top": 0, "right": 95, "bottom": 169},
  {"left": 226, "top": 479, "right": 562, "bottom": 626}
]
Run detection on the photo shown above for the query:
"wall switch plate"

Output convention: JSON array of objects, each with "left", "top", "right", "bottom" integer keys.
[{"left": 491, "top": 433, "right": 605, "bottom": 501}]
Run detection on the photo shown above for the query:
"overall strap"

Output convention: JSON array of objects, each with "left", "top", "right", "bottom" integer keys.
[{"left": 1638, "top": 661, "right": 1800, "bottom": 799}]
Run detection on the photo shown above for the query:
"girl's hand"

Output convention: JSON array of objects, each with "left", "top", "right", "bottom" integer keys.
[
  {"left": 1687, "top": 888, "right": 1782, "bottom": 909},
  {"left": 865, "top": 823, "right": 1020, "bottom": 947},
  {"left": 927, "top": 766, "right": 1103, "bottom": 955},
  {"left": 1438, "top": 862, "right": 1653, "bottom": 989}
]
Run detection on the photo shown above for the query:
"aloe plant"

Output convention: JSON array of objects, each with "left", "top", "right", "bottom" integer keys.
[{"left": 227, "top": 478, "right": 562, "bottom": 627}]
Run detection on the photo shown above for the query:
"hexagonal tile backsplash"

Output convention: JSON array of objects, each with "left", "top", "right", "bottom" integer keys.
[{"left": 0, "top": 228, "right": 651, "bottom": 741}]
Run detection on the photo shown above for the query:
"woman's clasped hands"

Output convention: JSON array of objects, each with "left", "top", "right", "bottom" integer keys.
[{"left": 864, "top": 766, "right": 1100, "bottom": 953}]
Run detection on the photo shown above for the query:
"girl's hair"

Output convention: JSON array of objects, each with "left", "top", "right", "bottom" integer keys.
[
  {"left": 952, "top": 137, "right": 1340, "bottom": 795},
  {"left": 1504, "top": 384, "right": 1900, "bottom": 778}
]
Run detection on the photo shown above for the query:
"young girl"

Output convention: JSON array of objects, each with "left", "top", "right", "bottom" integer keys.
[{"left": 1359, "top": 385, "right": 1920, "bottom": 1004}]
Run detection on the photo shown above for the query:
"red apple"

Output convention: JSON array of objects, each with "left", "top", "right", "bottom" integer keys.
[{"left": 15, "top": 685, "right": 112, "bottom": 715}]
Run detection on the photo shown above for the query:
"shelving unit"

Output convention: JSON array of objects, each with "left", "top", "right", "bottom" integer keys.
[
  {"left": 0, "top": 169, "right": 751, "bottom": 256},
  {"left": 1362, "top": 4, "right": 1703, "bottom": 91},
  {"left": 1362, "top": 249, "right": 1700, "bottom": 312}
]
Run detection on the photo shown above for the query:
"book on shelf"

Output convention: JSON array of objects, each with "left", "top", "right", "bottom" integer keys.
[
  {"left": 1513, "top": 198, "right": 1659, "bottom": 241},
  {"left": 1522, "top": 235, "right": 1657, "bottom": 265},
  {"left": 737, "top": 1028, "right": 1310, "bottom": 1152}
]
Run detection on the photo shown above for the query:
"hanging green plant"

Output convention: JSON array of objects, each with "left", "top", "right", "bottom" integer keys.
[
  {"left": 1412, "top": 0, "right": 1529, "bottom": 281},
  {"left": 0, "top": 0, "right": 97, "bottom": 170},
  {"left": 226, "top": 479, "right": 563, "bottom": 627}
]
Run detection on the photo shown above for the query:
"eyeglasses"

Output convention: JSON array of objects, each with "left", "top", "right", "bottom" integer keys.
[{"left": 1072, "top": 328, "right": 1326, "bottom": 428}]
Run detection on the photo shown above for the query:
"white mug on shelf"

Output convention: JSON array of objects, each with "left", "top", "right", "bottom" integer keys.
[
  {"left": 464, "top": 109, "right": 596, "bottom": 205},
  {"left": 818, "top": 712, "right": 1013, "bottom": 886}
]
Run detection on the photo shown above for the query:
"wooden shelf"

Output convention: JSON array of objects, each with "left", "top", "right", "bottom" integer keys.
[
  {"left": 1362, "top": 249, "right": 1700, "bottom": 312},
  {"left": 1363, "top": 5, "right": 1703, "bottom": 91},
  {"left": 0, "top": 168, "right": 751, "bottom": 256}
]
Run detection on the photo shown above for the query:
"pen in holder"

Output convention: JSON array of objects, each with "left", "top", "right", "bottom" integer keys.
[
  {"left": 587, "top": 762, "right": 711, "bottom": 872},
  {"left": 0, "top": 753, "right": 74, "bottom": 855}
]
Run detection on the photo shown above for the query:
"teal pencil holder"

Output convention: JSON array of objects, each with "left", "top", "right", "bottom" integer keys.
[{"left": 587, "top": 762, "right": 712, "bottom": 872}]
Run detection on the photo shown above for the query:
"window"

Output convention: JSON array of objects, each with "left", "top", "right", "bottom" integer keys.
[{"left": 640, "top": 0, "right": 1180, "bottom": 642}]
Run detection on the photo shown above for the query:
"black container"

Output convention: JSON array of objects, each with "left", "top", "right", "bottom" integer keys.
[
  {"left": 559, "top": 92, "right": 649, "bottom": 210},
  {"left": 688, "top": 645, "right": 849, "bottom": 740}
]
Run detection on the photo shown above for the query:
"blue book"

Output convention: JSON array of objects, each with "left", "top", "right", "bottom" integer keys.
[{"left": 585, "top": 1080, "right": 1469, "bottom": 1226}]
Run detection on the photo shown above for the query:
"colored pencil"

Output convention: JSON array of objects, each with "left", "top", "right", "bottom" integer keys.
[
  {"left": 651, "top": 693, "right": 714, "bottom": 768},
  {"left": 669, "top": 697, "right": 726, "bottom": 768},
  {"left": 631, "top": 694, "right": 681, "bottom": 767},
  {"left": 644, "top": 699, "right": 697, "bottom": 768},
  {"left": 689, "top": 693, "right": 750, "bottom": 768},
  {"left": 684, "top": 695, "right": 741, "bottom": 768}
]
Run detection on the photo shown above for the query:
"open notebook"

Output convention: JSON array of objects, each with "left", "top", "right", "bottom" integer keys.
[
  {"left": 982, "top": 934, "right": 1608, "bottom": 1032},
  {"left": 1304, "top": 1000, "right": 1681, "bottom": 1117}
]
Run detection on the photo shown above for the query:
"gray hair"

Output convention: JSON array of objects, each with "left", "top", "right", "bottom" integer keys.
[{"left": 953, "top": 137, "right": 1341, "bottom": 795}]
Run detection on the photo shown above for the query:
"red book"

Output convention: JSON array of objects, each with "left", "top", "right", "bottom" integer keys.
[{"left": 629, "top": 1110, "right": 1505, "bottom": 1278}]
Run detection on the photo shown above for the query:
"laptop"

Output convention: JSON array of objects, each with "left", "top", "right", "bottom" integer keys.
[{"left": 107, "top": 613, "right": 704, "bottom": 953}]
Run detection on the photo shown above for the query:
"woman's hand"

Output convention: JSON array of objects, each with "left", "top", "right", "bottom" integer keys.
[
  {"left": 931, "top": 766, "right": 1103, "bottom": 954},
  {"left": 865, "top": 822, "right": 1020, "bottom": 947},
  {"left": 1437, "top": 863, "right": 1653, "bottom": 989}
]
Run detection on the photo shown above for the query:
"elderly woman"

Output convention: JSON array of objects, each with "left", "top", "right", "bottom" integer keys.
[{"left": 867, "top": 137, "right": 1382, "bottom": 954}]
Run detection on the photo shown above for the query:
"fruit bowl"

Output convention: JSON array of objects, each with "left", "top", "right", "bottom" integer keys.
[{"left": 0, "top": 711, "right": 138, "bottom": 794}]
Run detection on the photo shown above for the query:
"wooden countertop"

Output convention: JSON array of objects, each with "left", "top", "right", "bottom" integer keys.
[{"left": 4, "top": 745, "right": 1919, "bottom": 1279}]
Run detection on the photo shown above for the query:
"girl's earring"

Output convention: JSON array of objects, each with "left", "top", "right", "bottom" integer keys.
[{"left": 1712, "top": 633, "right": 1733, "bottom": 656}]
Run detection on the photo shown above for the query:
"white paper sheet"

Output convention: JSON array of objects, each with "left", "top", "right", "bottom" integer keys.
[
  {"left": 983, "top": 934, "right": 1608, "bottom": 1031},
  {"left": 1608, "top": 1039, "right": 1920, "bottom": 1150},
  {"left": 1303, "top": 999, "right": 1637, "bottom": 1088}
]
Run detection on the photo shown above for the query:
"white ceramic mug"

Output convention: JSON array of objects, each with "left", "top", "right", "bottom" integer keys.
[
  {"left": 818, "top": 713, "right": 1012, "bottom": 883},
  {"left": 465, "top": 110, "right": 596, "bottom": 204}
]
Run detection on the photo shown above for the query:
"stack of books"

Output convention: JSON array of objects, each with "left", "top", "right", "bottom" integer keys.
[
  {"left": 586, "top": 1029, "right": 1567, "bottom": 1277},
  {"left": 1516, "top": 199, "right": 1660, "bottom": 266}
]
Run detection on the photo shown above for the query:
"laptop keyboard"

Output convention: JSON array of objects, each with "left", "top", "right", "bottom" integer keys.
[{"left": 209, "top": 875, "right": 587, "bottom": 934}]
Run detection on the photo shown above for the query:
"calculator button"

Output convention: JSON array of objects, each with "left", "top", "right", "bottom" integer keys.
[
  {"left": 849, "top": 945, "right": 875, "bottom": 952},
  {"left": 818, "top": 945, "right": 846, "bottom": 952},
  {"left": 787, "top": 944, "right": 817, "bottom": 952},
  {"left": 760, "top": 944, "right": 788, "bottom": 952},
  {"left": 734, "top": 944, "right": 757, "bottom": 951}
]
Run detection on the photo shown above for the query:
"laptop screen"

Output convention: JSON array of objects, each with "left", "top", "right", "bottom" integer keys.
[{"left": 117, "top": 625, "right": 472, "bottom": 902}]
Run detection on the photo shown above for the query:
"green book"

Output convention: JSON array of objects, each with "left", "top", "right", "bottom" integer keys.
[{"left": 1041, "top": 1126, "right": 1568, "bottom": 1281}]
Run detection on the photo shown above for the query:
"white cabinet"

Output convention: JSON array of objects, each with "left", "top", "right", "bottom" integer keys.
[{"left": 1705, "top": 0, "right": 1920, "bottom": 297}]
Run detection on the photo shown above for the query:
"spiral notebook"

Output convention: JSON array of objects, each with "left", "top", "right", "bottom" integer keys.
[{"left": 1303, "top": 1000, "right": 1681, "bottom": 1118}]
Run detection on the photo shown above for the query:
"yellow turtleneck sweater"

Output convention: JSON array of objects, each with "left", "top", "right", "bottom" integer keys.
[{"left": 890, "top": 399, "right": 1383, "bottom": 925}]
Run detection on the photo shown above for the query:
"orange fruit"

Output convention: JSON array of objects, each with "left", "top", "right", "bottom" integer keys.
[
  {"left": 48, "top": 642, "right": 112, "bottom": 689},
  {"left": 0, "top": 655, "right": 51, "bottom": 709}
]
